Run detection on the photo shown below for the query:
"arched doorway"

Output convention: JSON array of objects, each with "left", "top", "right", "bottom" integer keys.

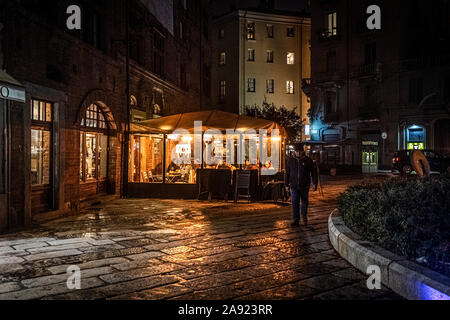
[
  {"left": 78, "top": 100, "right": 117, "bottom": 200},
  {"left": 435, "top": 119, "right": 450, "bottom": 155}
]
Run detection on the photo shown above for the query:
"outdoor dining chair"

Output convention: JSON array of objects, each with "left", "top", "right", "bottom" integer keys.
[{"left": 234, "top": 171, "right": 252, "bottom": 203}]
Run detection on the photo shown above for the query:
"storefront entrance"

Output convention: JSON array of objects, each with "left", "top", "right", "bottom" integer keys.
[
  {"left": 0, "top": 71, "right": 26, "bottom": 231},
  {"left": 0, "top": 97, "right": 7, "bottom": 230},
  {"left": 362, "top": 141, "right": 379, "bottom": 173}
]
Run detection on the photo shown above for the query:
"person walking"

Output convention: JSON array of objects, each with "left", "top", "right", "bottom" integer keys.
[{"left": 285, "top": 143, "right": 318, "bottom": 227}]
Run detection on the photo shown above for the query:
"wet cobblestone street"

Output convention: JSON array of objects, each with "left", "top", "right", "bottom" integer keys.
[{"left": 0, "top": 177, "right": 401, "bottom": 300}]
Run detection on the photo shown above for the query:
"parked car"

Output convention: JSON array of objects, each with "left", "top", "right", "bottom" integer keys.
[{"left": 392, "top": 150, "right": 450, "bottom": 174}]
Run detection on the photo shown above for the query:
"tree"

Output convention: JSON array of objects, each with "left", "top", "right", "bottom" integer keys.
[{"left": 244, "top": 102, "right": 304, "bottom": 145}]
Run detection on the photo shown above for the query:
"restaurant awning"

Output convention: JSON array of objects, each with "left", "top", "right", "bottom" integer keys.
[{"left": 130, "top": 110, "right": 283, "bottom": 134}]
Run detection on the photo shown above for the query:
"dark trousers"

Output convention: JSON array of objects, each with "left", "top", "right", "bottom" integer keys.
[{"left": 290, "top": 188, "right": 309, "bottom": 222}]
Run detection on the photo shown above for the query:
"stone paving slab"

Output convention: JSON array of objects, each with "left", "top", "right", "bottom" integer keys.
[{"left": 0, "top": 176, "right": 402, "bottom": 300}]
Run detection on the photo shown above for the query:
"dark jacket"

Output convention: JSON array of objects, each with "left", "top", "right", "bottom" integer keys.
[{"left": 285, "top": 155, "right": 318, "bottom": 190}]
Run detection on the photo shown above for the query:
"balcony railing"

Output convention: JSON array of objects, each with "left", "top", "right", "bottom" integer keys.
[
  {"left": 318, "top": 29, "right": 341, "bottom": 42},
  {"left": 351, "top": 63, "right": 382, "bottom": 80},
  {"left": 399, "top": 54, "right": 450, "bottom": 72}
]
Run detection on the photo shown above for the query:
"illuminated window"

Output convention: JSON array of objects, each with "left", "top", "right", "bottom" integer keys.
[
  {"left": 219, "top": 52, "right": 226, "bottom": 66},
  {"left": 327, "top": 12, "right": 337, "bottom": 36},
  {"left": 31, "top": 99, "right": 52, "bottom": 186},
  {"left": 267, "top": 50, "right": 274, "bottom": 63},
  {"left": 286, "top": 81, "right": 294, "bottom": 94},
  {"left": 31, "top": 99, "right": 52, "bottom": 122},
  {"left": 31, "top": 129, "right": 51, "bottom": 186},
  {"left": 79, "top": 104, "right": 110, "bottom": 181},
  {"left": 247, "top": 22, "right": 255, "bottom": 40},
  {"left": 287, "top": 52, "right": 295, "bottom": 64},
  {"left": 305, "top": 124, "right": 311, "bottom": 136},
  {"left": 130, "top": 134, "right": 165, "bottom": 183},
  {"left": 80, "top": 104, "right": 107, "bottom": 129}
]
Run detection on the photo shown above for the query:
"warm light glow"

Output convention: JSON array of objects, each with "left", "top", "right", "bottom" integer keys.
[
  {"left": 271, "top": 136, "right": 281, "bottom": 142},
  {"left": 287, "top": 52, "right": 295, "bottom": 64},
  {"left": 182, "top": 136, "right": 192, "bottom": 142},
  {"left": 168, "top": 134, "right": 179, "bottom": 140}
]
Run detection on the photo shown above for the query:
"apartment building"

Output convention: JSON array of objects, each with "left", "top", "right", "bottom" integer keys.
[
  {"left": 304, "top": 0, "right": 450, "bottom": 173},
  {"left": 212, "top": 8, "right": 311, "bottom": 134}
]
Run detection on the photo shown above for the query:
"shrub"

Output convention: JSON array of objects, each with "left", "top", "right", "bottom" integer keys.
[{"left": 338, "top": 175, "right": 450, "bottom": 276}]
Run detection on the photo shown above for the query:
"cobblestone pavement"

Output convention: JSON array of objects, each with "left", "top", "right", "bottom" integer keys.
[{"left": 0, "top": 176, "right": 401, "bottom": 300}]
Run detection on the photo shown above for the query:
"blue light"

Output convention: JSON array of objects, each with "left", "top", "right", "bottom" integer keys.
[{"left": 417, "top": 283, "right": 450, "bottom": 300}]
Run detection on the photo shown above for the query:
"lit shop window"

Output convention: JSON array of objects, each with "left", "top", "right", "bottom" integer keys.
[
  {"left": 31, "top": 129, "right": 51, "bottom": 185},
  {"left": 80, "top": 132, "right": 108, "bottom": 181},
  {"left": 286, "top": 81, "right": 294, "bottom": 94},
  {"left": 166, "top": 134, "right": 197, "bottom": 184},
  {"left": 287, "top": 52, "right": 295, "bottom": 65},
  {"left": 130, "top": 134, "right": 165, "bottom": 183},
  {"left": 31, "top": 99, "right": 53, "bottom": 186},
  {"left": 79, "top": 104, "right": 110, "bottom": 182}
]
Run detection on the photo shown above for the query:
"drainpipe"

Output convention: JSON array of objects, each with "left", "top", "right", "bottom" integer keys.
[
  {"left": 121, "top": 0, "right": 131, "bottom": 198},
  {"left": 241, "top": 10, "right": 248, "bottom": 114}
]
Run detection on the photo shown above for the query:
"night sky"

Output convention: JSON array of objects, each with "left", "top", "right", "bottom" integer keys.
[{"left": 211, "top": 0, "right": 310, "bottom": 17}]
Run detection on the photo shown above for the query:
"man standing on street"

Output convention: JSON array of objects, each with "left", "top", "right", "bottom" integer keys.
[{"left": 285, "top": 144, "right": 318, "bottom": 227}]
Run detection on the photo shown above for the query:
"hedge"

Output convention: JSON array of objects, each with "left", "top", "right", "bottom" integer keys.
[{"left": 338, "top": 175, "right": 450, "bottom": 276}]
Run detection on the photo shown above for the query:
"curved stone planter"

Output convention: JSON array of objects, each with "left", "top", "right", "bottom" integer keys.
[{"left": 328, "top": 209, "right": 450, "bottom": 300}]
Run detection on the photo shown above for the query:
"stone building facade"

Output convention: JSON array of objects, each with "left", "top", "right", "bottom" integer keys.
[
  {"left": 304, "top": 0, "right": 450, "bottom": 173},
  {"left": 0, "top": 0, "right": 212, "bottom": 232},
  {"left": 211, "top": 7, "right": 311, "bottom": 133}
]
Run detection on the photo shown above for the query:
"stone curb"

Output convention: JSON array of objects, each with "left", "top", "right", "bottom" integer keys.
[{"left": 328, "top": 209, "right": 450, "bottom": 300}]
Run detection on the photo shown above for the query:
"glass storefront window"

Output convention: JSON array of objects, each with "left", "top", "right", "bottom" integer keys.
[
  {"left": 129, "top": 132, "right": 283, "bottom": 184},
  {"left": 31, "top": 129, "right": 51, "bottom": 185},
  {"left": 79, "top": 103, "right": 110, "bottom": 182},
  {"left": 130, "top": 134, "right": 165, "bottom": 183},
  {"left": 80, "top": 132, "right": 108, "bottom": 181},
  {"left": 166, "top": 134, "right": 197, "bottom": 184},
  {"left": 85, "top": 133, "right": 97, "bottom": 180}
]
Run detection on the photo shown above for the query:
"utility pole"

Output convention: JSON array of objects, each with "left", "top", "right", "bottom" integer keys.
[{"left": 121, "top": 0, "right": 131, "bottom": 198}]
